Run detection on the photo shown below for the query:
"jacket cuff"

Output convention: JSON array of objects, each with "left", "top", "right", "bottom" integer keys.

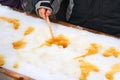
[{"left": 35, "top": 1, "right": 52, "bottom": 16}]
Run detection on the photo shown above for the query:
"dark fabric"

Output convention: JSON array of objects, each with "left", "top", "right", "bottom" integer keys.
[
  {"left": 31, "top": 0, "right": 41, "bottom": 14},
  {"left": 0, "top": 0, "right": 23, "bottom": 10},
  {"left": 31, "top": 0, "right": 40, "bottom": 6},
  {"left": 55, "top": 0, "right": 69, "bottom": 22},
  {"left": 69, "top": 0, "right": 90, "bottom": 26},
  {"left": 40, "top": 2, "right": 52, "bottom": 10},
  {"left": 68, "top": 0, "right": 120, "bottom": 36}
]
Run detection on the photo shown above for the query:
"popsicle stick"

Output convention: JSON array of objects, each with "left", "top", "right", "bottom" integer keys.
[{"left": 46, "top": 17, "right": 54, "bottom": 38}]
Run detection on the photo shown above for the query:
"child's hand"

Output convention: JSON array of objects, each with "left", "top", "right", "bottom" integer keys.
[{"left": 38, "top": 8, "right": 52, "bottom": 20}]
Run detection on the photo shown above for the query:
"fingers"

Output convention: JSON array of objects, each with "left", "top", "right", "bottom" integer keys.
[
  {"left": 38, "top": 8, "right": 52, "bottom": 20},
  {"left": 46, "top": 10, "right": 52, "bottom": 18},
  {"left": 38, "top": 8, "right": 46, "bottom": 19}
]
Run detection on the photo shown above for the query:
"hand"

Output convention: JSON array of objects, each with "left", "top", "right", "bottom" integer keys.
[{"left": 38, "top": 8, "right": 52, "bottom": 20}]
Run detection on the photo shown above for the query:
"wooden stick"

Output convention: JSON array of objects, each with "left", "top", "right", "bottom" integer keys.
[
  {"left": 46, "top": 17, "right": 54, "bottom": 38},
  {"left": 0, "top": 67, "right": 35, "bottom": 80}
]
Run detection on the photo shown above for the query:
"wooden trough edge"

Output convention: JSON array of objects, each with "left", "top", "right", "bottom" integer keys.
[{"left": 0, "top": 67, "right": 35, "bottom": 80}]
